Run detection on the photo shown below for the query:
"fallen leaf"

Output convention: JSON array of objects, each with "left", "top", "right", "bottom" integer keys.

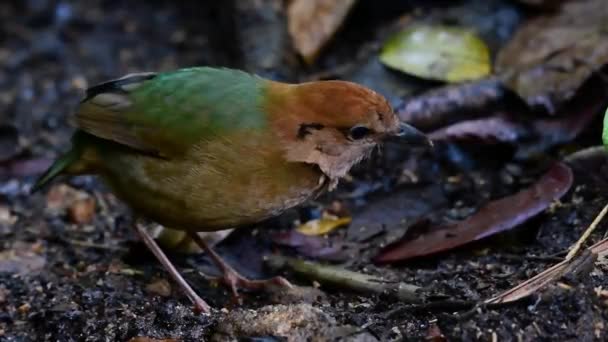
[
  {"left": 295, "top": 215, "right": 351, "bottom": 236},
  {"left": 287, "top": 0, "right": 357, "bottom": 64},
  {"left": 397, "top": 78, "right": 519, "bottom": 131},
  {"left": 427, "top": 115, "right": 526, "bottom": 144},
  {"left": 496, "top": 0, "right": 608, "bottom": 114},
  {"left": 374, "top": 162, "right": 573, "bottom": 263},
  {"left": 380, "top": 25, "right": 491, "bottom": 83},
  {"left": 424, "top": 67, "right": 605, "bottom": 159}
]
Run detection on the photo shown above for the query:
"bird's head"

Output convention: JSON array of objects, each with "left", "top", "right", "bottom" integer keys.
[{"left": 265, "top": 80, "right": 431, "bottom": 183}]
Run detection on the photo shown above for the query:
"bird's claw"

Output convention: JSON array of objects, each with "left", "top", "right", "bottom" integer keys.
[{"left": 203, "top": 270, "right": 292, "bottom": 303}]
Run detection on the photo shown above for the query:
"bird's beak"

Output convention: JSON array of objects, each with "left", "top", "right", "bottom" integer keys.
[{"left": 395, "top": 122, "right": 433, "bottom": 147}]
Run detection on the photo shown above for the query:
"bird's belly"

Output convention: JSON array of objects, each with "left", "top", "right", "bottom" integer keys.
[{"left": 101, "top": 152, "right": 323, "bottom": 231}]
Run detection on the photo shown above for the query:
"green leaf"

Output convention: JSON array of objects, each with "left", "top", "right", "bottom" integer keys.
[{"left": 380, "top": 25, "right": 491, "bottom": 83}]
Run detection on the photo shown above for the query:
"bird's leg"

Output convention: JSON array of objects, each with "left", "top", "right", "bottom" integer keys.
[
  {"left": 132, "top": 222, "right": 211, "bottom": 313},
  {"left": 188, "top": 232, "right": 292, "bottom": 301}
]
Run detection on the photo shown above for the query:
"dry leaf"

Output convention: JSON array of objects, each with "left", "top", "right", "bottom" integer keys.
[
  {"left": 497, "top": 0, "right": 608, "bottom": 114},
  {"left": 375, "top": 163, "right": 573, "bottom": 263},
  {"left": 287, "top": 0, "right": 357, "bottom": 64},
  {"left": 296, "top": 215, "right": 352, "bottom": 236}
]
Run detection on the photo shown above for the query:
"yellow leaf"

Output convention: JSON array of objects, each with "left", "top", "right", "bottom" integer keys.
[
  {"left": 296, "top": 216, "right": 352, "bottom": 236},
  {"left": 380, "top": 25, "right": 491, "bottom": 83}
]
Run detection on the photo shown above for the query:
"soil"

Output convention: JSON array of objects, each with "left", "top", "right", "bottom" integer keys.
[{"left": 1, "top": 1, "right": 608, "bottom": 341}]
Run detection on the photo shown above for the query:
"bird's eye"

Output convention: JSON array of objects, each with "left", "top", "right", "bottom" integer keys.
[{"left": 348, "top": 125, "right": 371, "bottom": 140}]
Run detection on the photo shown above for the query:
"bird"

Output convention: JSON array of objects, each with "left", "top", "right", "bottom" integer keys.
[{"left": 32, "top": 66, "right": 431, "bottom": 313}]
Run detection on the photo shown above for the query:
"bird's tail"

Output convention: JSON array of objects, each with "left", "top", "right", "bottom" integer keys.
[{"left": 31, "top": 145, "right": 82, "bottom": 193}]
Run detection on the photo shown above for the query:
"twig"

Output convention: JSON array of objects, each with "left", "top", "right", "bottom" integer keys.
[
  {"left": 265, "top": 255, "right": 423, "bottom": 303},
  {"left": 64, "top": 238, "right": 128, "bottom": 252},
  {"left": 566, "top": 202, "right": 608, "bottom": 260},
  {"left": 486, "top": 237, "right": 608, "bottom": 304}
]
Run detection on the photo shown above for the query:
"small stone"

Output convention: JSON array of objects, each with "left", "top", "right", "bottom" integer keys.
[
  {"left": 18, "top": 303, "right": 30, "bottom": 314},
  {"left": 0, "top": 205, "right": 16, "bottom": 225},
  {"left": 68, "top": 197, "right": 96, "bottom": 224},
  {"left": 146, "top": 278, "right": 172, "bottom": 297},
  {"left": 0, "top": 287, "right": 8, "bottom": 303}
]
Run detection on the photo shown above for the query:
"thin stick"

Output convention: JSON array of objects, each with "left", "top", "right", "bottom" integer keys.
[
  {"left": 566, "top": 202, "right": 608, "bottom": 260},
  {"left": 265, "top": 255, "right": 423, "bottom": 303},
  {"left": 133, "top": 222, "right": 210, "bottom": 313},
  {"left": 487, "top": 237, "right": 608, "bottom": 304}
]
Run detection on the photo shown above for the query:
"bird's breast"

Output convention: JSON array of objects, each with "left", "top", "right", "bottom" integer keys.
[{"left": 100, "top": 135, "right": 325, "bottom": 231}]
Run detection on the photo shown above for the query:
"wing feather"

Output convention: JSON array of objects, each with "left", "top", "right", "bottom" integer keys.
[{"left": 74, "top": 67, "right": 267, "bottom": 158}]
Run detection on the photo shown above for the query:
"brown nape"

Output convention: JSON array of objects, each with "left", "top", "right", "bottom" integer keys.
[
  {"left": 264, "top": 80, "right": 399, "bottom": 182},
  {"left": 265, "top": 80, "right": 400, "bottom": 143}
]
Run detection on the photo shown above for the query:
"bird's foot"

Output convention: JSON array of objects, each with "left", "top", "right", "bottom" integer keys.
[
  {"left": 188, "top": 232, "right": 292, "bottom": 303},
  {"left": 217, "top": 266, "right": 293, "bottom": 303}
]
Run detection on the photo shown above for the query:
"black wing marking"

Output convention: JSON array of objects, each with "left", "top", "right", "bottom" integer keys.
[{"left": 83, "top": 72, "right": 157, "bottom": 102}]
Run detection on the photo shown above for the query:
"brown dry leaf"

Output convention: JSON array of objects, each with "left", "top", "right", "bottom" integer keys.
[
  {"left": 497, "top": 0, "right": 608, "bottom": 114},
  {"left": 287, "top": 0, "right": 357, "bottom": 64},
  {"left": 374, "top": 163, "right": 573, "bottom": 263}
]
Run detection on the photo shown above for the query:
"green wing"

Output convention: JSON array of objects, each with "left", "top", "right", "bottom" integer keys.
[{"left": 75, "top": 67, "right": 268, "bottom": 157}]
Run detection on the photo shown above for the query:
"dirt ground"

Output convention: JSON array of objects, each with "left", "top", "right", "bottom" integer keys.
[{"left": 1, "top": 1, "right": 608, "bottom": 341}]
